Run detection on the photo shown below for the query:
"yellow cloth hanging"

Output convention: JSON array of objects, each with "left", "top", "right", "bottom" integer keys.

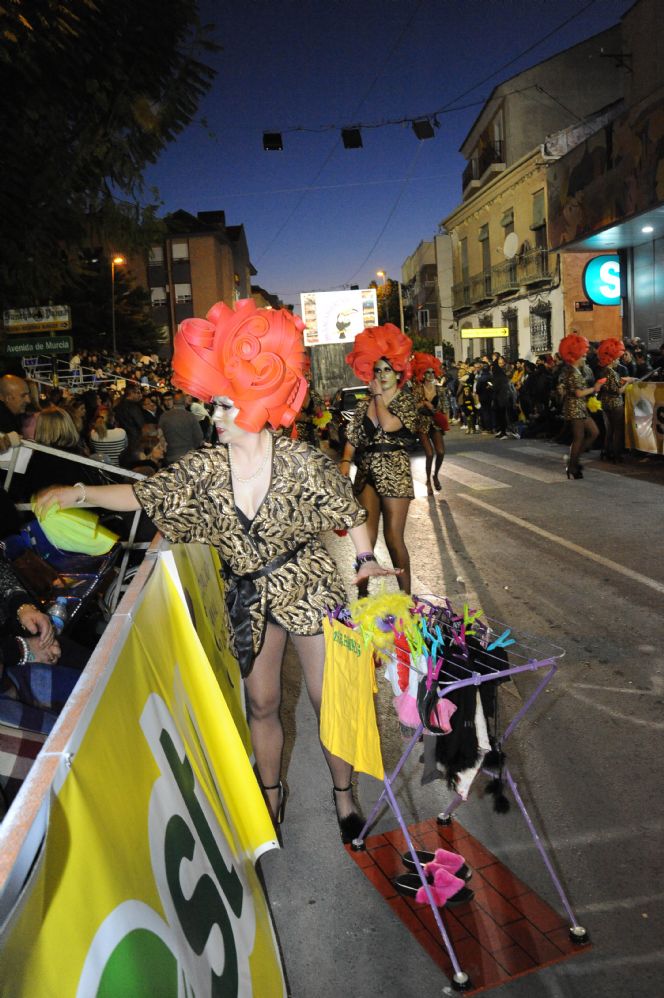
[
  {"left": 320, "top": 617, "right": 384, "bottom": 781},
  {"left": 33, "top": 502, "right": 119, "bottom": 555}
]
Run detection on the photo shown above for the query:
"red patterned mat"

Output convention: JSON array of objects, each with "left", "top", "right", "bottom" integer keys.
[{"left": 347, "top": 817, "right": 590, "bottom": 993}]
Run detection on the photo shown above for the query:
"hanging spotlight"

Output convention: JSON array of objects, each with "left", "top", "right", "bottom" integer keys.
[
  {"left": 262, "top": 132, "right": 283, "bottom": 151},
  {"left": 341, "top": 127, "right": 363, "bottom": 149},
  {"left": 412, "top": 118, "right": 435, "bottom": 140}
]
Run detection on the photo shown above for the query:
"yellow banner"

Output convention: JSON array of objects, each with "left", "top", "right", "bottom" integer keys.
[
  {"left": 624, "top": 382, "right": 664, "bottom": 454},
  {"left": 167, "top": 544, "right": 250, "bottom": 753},
  {"left": 0, "top": 558, "right": 284, "bottom": 996}
]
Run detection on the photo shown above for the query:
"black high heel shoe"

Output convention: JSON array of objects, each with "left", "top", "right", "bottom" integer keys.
[
  {"left": 564, "top": 459, "right": 583, "bottom": 480},
  {"left": 332, "top": 784, "right": 366, "bottom": 845},
  {"left": 263, "top": 781, "right": 288, "bottom": 827}
]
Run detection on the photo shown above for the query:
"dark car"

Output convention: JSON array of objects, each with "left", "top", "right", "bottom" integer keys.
[{"left": 326, "top": 385, "right": 370, "bottom": 449}]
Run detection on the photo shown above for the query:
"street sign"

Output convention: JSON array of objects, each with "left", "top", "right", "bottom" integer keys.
[
  {"left": 574, "top": 300, "right": 594, "bottom": 312},
  {"left": 3, "top": 305, "right": 72, "bottom": 333},
  {"left": 4, "top": 334, "right": 73, "bottom": 356},
  {"left": 582, "top": 255, "right": 621, "bottom": 306},
  {"left": 460, "top": 327, "right": 509, "bottom": 339}
]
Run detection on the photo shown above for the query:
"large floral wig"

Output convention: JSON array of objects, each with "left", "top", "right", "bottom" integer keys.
[
  {"left": 345, "top": 323, "right": 413, "bottom": 384},
  {"left": 412, "top": 352, "right": 442, "bottom": 383},
  {"left": 597, "top": 337, "right": 625, "bottom": 367},
  {"left": 171, "top": 299, "right": 308, "bottom": 432},
  {"left": 558, "top": 333, "right": 589, "bottom": 365}
]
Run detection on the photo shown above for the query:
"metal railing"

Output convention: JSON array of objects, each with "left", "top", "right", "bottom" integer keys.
[{"left": 452, "top": 250, "right": 556, "bottom": 312}]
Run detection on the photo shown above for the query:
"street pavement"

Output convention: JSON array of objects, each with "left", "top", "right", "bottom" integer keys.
[{"left": 259, "top": 428, "right": 664, "bottom": 997}]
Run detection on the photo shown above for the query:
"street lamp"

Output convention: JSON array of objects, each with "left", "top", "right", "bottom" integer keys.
[{"left": 111, "top": 254, "right": 126, "bottom": 356}]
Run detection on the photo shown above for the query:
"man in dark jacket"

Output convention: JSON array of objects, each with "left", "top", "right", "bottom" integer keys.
[
  {"left": 159, "top": 390, "right": 204, "bottom": 464},
  {"left": 113, "top": 384, "right": 145, "bottom": 463},
  {"left": 0, "top": 374, "right": 30, "bottom": 448}
]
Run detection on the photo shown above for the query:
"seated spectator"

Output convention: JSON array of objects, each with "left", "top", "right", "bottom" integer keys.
[
  {"left": 19, "top": 407, "right": 86, "bottom": 500},
  {"left": 89, "top": 406, "right": 128, "bottom": 466},
  {"left": 159, "top": 389, "right": 204, "bottom": 464},
  {"left": 0, "top": 551, "right": 85, "bottom": 810},
  {"left": 132, "top": 424, "right": 167, "bottom": 475}
]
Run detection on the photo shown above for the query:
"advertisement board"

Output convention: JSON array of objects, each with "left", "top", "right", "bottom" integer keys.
[
  {"left": 624, "top": 382, "right": 664, "bottom": 454},
  {"left": 0, "top": 555, "right": 284, "bottom": 996},
  {"left": 3, "top": 305, "right": 71, "bottom": 333},
  {"left": 300, "top": 288, "right": 378, "bottom": 346},
  {"left": 460, "top": 327, "right": 508, "bottom": 339}
]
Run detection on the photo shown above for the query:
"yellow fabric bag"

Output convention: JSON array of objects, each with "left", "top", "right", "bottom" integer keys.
[
  {"left": 320, "top": 617, "right": 384, "bottom": 781},
  {"left": 33, "top": 503, "right": 119, "bottom": 556}
]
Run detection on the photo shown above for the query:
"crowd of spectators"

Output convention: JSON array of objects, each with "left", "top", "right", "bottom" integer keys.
[{"left": 438, "top": 337, "right": 664, "bottom": 444}]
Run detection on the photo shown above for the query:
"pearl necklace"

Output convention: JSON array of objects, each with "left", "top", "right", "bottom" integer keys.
[{"left": 229, "top": 434, "right": 272, "bottom": 483}]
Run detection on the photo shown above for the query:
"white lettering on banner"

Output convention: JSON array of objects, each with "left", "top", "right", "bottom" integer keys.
[
  {"left": 598, "top": 261, "right": 620, "bottom": 300},
  {"left": 77, "top": 685, "right": 257, "bottom": 998}
]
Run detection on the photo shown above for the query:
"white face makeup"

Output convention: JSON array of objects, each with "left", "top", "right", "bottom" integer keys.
[
  {"left": 373, "top": 360, "right": 397, "bottom": 390},
  {"left": 212, "top": 396, "right": 241, "bottom": 442}
]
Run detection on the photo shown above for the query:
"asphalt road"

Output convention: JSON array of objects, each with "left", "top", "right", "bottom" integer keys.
[{"left": 261, "top": 429, "right": 664, "bottom": 998}]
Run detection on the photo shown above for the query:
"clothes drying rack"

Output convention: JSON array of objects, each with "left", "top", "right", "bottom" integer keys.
[{"left": 349, "top": 593, "right": 589, "bottom": 993}]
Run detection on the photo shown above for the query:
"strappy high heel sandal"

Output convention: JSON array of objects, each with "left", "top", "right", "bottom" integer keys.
[
  {"left": 263, "top": 781, "right": 288, "bottom": 827},
  {"left": 332, "top": 784, "right": 366, "bottom": 844}
]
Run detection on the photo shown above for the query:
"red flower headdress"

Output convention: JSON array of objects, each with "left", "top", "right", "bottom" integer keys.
[
  {"left": 412, "top": 352, "right": 442, "bottom": 383},
  {"left": 171, "top": 299, "right": 308, "bottom": 432},
  {"left": 345, "top": 323, "right": 413, "bottom": 384},
  {"left": 558, "top": 333, "right": 589, "bottom": 365},
  {"left": 597, "top": 338, "right": 625, "bottom": 367}
]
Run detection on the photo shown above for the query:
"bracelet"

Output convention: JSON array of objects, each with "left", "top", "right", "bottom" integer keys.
[
  {"left": 339, "top": 459, "right": 351, "bottom": 466},
  {"left": 16, "top": 602, "right": 36, "bottom": 626},
  {"left": 353, "top": 552, "right": 377, "bottom": 571},
  {"left": 16, "top": 636, "right": 35, "bottom": 666},
  {"left": 74, "top": 482, "right": 87, "bottom": 505}
]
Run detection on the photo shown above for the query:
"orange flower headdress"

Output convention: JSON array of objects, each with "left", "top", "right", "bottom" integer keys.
[
  {"left": 412, "top": 352, "right": 442, "bottom": 383},
  {"left": 171, "top": 299, "right": 308, "bottom": 433},
  {"left": 597, "top": 338, "right": 625, "bottom": 368},
  {"left": 558, "top": 333, "right": 589, "bottom": 365},
  {"left": 345, "top": 323, "right": 413, "bottom": 384}
]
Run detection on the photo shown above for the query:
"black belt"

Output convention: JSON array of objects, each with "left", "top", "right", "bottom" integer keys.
[
  {"left": 366, "top": 443, "right": 405, "bottom": 454},
  {"left": 223, "top": 543, "right": 307, "bottom": 677}
]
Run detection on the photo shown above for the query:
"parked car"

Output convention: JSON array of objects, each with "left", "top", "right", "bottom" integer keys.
[{"left": 326, "top": 386, "right": 370, "bottom": 450}]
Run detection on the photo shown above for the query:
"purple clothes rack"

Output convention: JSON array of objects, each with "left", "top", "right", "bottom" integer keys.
[{"left": 350, "top": 594, "right": 588, "bottom": 993}]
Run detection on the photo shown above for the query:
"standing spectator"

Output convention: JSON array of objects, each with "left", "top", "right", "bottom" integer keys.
[
  {"left": 491, "top": 354, "right": 517, "bottom": 439},
  {"left": 0, "top": 374, "right": 30, "bottom": 445},
  {"left": 159, "top": 390, "right": 204, "bottom": 464},
  {"left": 141, "top": 394, "right": 160, "bottom": 425},
  {"left": 113, "top": 384, "right": 145, "bottom": 463}
]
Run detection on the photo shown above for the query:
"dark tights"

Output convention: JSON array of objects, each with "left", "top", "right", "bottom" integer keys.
[
  {"left": 602, "top": 407, "right": 625, "bottom": 459},
  {"left": 420, "top": 427, "right": 445, "bottom": 489},
  {"left": 569, "top": 416, "right": 599, "bottom": 472}
]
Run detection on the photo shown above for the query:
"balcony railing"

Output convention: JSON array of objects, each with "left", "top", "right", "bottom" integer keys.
[
  {"left": 451, "top": 250, "right": 556, "bottom": 313},
  {"left": 462, "top": 140, "right": 505, "bottom": 193},
  {"left": 469, "top": 271, "right": 492, "bottom": 304}
]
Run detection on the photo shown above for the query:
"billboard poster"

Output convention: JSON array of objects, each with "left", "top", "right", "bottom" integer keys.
[
  {"left": 300, "top": 288, "right": 378, "bottom": 346},
  {"left": 3, "top": 305, "right": 71, "bottom": 333}
]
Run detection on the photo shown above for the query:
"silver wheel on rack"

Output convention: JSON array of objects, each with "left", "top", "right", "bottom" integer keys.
[
  {"left": 569, "top": 925, "right": 590, "bottom": 945},
  {"left": 450, "top": 970, "right": 472, "bottom": 991}
]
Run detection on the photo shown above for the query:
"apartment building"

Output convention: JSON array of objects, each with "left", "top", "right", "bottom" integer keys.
[
  {"left": 136, "top": 210, "right": 256, "bottom": 351},
  {"left": 443, "top": 25, "right": 624, "bottom": 360}
]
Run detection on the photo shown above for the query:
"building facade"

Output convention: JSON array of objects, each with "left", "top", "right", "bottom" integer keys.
[
  {"left": 442, "top": 25, "right": 624, "bottom": 360},
  {"left": 133, "top": 210, "right": 256, "bottom": 352}
]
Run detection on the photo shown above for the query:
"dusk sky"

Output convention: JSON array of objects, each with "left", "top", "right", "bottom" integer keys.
[{"left": 144, "top": 0, "right": 634, "bottom": 309}]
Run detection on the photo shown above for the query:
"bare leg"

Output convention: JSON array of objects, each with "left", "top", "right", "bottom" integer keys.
[
  {"left": 356, "top": 483, "right": 381, "bottom": 597},
  {"left": 381, "top": 496, "right": 412, "bottom": 593},
  {"left": 291, "top": 631, "right": 358, "bottom": 821},
  {"left": 244, "top": 622, "right": 288, "bottom": 818}
]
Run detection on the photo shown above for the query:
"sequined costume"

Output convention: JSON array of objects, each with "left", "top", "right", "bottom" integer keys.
[
  {"left": 133, "top": 436, "right": 366, "bottom": 673},
  {"left": 345, "top": 392, "right": 418, "bottom": 498},
  {"left": 599, "top": 366, "right": 623, "bottom": 411},
  {"left": 412, "top": 382, "right": 447, "bottom": 434},
  {"left": 560, "top": 365, "right": 588, "bottom": 420}
]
